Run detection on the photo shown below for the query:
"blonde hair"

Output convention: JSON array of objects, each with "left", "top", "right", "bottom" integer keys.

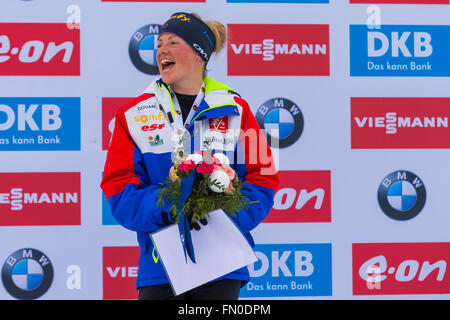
[{"left": 191, "top": 13, "right": 226, "bottom": 55}]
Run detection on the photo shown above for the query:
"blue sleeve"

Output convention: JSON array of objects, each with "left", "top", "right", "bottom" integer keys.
[
  {"left": 101, "top": 112, "right": 172, "bottom": 233},
  {"left": 108, "top": 184, "right": 172, "bottom": 233},
  {"left": 230, "top": 182, "right": 275, "bottom": 234}
]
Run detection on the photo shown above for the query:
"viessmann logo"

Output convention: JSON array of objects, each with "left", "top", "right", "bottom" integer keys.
[
  {"left": 351, "top": 98, "right": 450, "bottom": 148},
  {"left": 0, "top": 23, "right": 80, "bottom": 76},
  {"left": 350, "top": 25, "right": 450, "bottom": 76},
  {"left": 227, "top": 24, "right": 329, "bottom": 76},
  {"left": 103, "top": 246, "right": 140, "bottom": 300},
  {"left": 353, "top": 242, "right": 450, "bottom": 295},
  {"left": 0, "top": 172, "right": 81, "bottom": 226},
  {"left": 263, "top": 171, "right": 331, "bottom": 223}
]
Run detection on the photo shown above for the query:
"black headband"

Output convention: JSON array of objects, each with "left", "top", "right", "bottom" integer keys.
[{"left": 160, "top": 12, "right": 216, "bottom": 62}]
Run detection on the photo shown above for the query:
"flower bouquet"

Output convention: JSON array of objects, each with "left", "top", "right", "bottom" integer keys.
[{"left": 157, "top": 139, "right": 249, "bottom": 225}]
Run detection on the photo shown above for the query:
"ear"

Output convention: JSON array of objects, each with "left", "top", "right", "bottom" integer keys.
[
  {"left": 195, "top": 54, "right": 204, "bottom": 64},
  {"left": 194, "top": 55, "right": 206, "bottom": 73}
]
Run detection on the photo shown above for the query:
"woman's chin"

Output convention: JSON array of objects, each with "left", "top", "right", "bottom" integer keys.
[{"left": 160, "top": 74, "right": 175, "bottom": 85}]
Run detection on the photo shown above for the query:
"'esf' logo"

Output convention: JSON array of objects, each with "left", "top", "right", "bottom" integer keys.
[
  {"left": 0, "top": 98, "right": 80, "bottom": 151},
  {"left": 255, "top": 98, "right": 304, "bottom": 149},
  {"left": 129, "top": 24, "right": 161, "bottom": 75},
  {"left": 1, "top": 248, "right": 53, "bottom": 300},
  {"left": 0, "top": 23, "right": 80, "bottom": 76},
  {"left": 378, "top": 170, "right": 426, "bottom": 221},
  {"left": 350, "top": 25, "right": 450, "bottom": 76},
  {"left": 239, "top": 243, "right": 332, "bottom": 297}
]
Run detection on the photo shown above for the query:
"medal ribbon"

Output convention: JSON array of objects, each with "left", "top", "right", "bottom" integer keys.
[{"left": 176, "top": 165, "right": 198, "bottom": 264}]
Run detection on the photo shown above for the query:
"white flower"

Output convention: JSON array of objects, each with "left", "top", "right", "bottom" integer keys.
[
  {"left": 213, "top": 153, "right": 230, "bottom": 167},
  {"left": 209, "top": 170, "right": 230, "bottom": 193},
  {"left": 185, "top": 153, "right": 203, "bottom": 164}
]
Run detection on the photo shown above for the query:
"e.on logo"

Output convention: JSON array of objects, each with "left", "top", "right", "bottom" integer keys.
[
  {"left": 263, "top": 171, "right": 331, "bottom": 223},
  {"left": 103, "top": 246, "right": 140, "bottom": 300},
  {"left": 0, "top": 23, "right": 80, "bottom": 76},
  {"left": 353, "top": 242, "right": 450, "bottom": 295},
  {"left": 227, "top": 24, "right": 329, "bottom": 76}
]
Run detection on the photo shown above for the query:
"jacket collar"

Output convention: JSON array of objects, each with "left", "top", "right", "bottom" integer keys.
[{"left": 143, "top": 77, "right": 240, "bottom": 128}]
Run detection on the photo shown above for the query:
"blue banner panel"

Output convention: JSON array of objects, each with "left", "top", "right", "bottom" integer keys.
[
  {"left": 239, "top": 243, "right": 332, "bottom": 297},
  {"left": 350, "top": 25, "right": 450, "bottom": 77},
  {"left": 0, "top": 97, "right": 81, "bottom": 151}
]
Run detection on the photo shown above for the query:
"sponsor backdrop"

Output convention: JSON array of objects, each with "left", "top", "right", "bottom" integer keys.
[{"left": 0, "top": 0, "right": 449, "bottom": 300}]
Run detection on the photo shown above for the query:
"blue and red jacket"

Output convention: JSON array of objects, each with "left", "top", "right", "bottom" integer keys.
[{"left": 101, "top": 77, "right": 279, "bottom": 289}]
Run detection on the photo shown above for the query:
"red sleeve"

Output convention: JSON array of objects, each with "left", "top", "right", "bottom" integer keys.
[
  {"left": 236, "top": 96, "right": 279, "bottom": 191},
  {"left": 101, "top": 94, "right": 152, "bottom": 198}
]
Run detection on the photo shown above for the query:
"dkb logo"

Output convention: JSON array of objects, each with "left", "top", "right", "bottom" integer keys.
[
  {"left": 350, "top": 25, "right": 450, "bottom": 76},
  {"left": 0, "top": 98, "right": 80, "bottom": 150},
  {"left": 239, "top": 243, "right": 332, "bottom": 297}
]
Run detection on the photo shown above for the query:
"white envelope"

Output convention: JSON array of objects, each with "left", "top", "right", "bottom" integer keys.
[{"left": 150, "top": 209, "right": 257, "bottom": 296}]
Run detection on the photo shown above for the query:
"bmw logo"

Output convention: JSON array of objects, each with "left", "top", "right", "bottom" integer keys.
[
  {"left": 377, "top": 170, "right": 426, "bottom": 221},
  {"left": 2, "top": 248, "right": 53, "bottom": 300},
  {"left": 129, "top": 24, "right": 161, "bottom": 75},
  {"left": 255, "top": 98, "right": 304, "bottom": 148}
]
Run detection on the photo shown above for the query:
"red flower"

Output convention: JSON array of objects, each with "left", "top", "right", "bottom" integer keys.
[
  {"left": 196, "top": 161, "right": 215, "bottom": 174},
  {"left": 178, "top": 159, "right": 196, "bottom": 172}
]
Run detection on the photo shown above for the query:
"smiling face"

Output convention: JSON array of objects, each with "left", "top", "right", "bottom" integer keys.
[{"left": 156, "top": 33, "right": 205, "bottom": 94}]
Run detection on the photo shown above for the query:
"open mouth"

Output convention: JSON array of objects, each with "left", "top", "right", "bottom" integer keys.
[{"left": 161, "top": 59, "right": 175, "bottom": 71}]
